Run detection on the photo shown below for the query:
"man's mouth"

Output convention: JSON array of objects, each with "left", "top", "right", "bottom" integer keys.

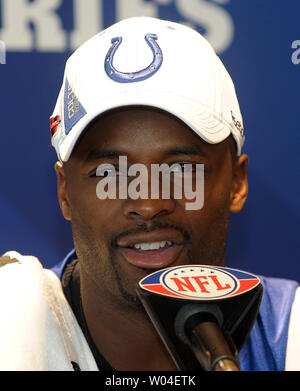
[
  {"left": 116, "top": 230, "right": 185, "bottom": 269},
  {"left": 130, "top": 241, "right": 172, "bottom": 250}
]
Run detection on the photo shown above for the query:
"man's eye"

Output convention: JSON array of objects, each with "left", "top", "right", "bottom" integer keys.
[
  {"left": 92, "top": 164, "right": 128, "bottom": 178},
  {"left": 169, "top": 163, "right": 195, "bottom": 173},
  {"left": 87, "top": 164, "right": 115, "bottom": 178},
  {"left": 97, "top": 169, "right": 116, "bottom": 177},
  {"left": 88, "top": 170, "right": 98, "bottom": 178}
]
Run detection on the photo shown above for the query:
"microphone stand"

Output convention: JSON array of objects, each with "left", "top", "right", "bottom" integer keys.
[
  {"left": 137, "top": 265, "right": 263, "bottom": 371},
  {"left": 174, "top": 303, "right": 240, "bottom": 371},
  {"left": 188, "top": 321, "right": 239, "bottom": 371}
]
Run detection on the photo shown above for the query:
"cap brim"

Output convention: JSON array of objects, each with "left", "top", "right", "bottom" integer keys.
[{"left": 58, "top": 89, "right": 234, "bottom": 162}]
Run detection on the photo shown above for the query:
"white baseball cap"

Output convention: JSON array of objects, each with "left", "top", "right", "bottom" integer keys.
[{"left": 50, "top": 16, "right": 245, "bottom": 162}]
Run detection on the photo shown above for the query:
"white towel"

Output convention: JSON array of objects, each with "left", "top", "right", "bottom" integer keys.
[{"left": 0, "top": 251, "right": 98, "bottom": 371}]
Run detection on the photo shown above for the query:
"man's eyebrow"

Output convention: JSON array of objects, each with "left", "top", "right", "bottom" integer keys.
[
  {"left": 165, "top": 145, "right": 206, "bottom": 156},
  {"left": 84, "top": 148, "right": 126, "bottom": 162},
  {"left": 83, "top": 145, "right": 206, "bottom": 163}
]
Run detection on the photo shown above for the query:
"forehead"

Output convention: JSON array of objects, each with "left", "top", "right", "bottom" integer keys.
[{"left": 71, "top": 106, "right": 214, "bottom": 160}]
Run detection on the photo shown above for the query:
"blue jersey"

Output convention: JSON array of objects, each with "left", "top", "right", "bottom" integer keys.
[
  {"left": 239, "top": 275, "right": 298, "bottom": 370},
  {"left": 52, "top": 249, "right": 299, "bottom": 371}
]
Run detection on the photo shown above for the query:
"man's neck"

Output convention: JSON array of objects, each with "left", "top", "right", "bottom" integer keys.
[{"left": 80, "top": 271, "right": 178, "bottom": 371}]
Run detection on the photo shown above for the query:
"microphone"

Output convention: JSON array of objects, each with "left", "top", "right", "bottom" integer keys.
[{"left": 136, "top": 265, "right": 263, "bottom": 371}]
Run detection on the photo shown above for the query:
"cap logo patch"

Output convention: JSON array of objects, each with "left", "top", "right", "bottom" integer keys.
[
  {"left": 105, "top": 33, "right": 163, "bottom": 83},
  {"left": 231, "top": 111, "right": 245, "bottom": 139},
  {"left": 64, "top": 78, "right": 87, "bottom": 135},
  {"left": 50, "top": 115, "right": 60, "bottom": 138}
]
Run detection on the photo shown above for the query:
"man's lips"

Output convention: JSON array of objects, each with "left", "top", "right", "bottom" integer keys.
[
  {"left": 117, "top": 229, "right": 184, "bottom": 248},
  {"left": 116, "top": 229, "right": 185, "bottom": 269}
]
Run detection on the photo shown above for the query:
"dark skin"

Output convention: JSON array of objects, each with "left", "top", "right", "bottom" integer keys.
[{"left": 55, "top": 106, "right": 248, "bottom": 370}]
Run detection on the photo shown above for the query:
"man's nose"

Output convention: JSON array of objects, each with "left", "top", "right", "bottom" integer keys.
[{"left": 122, "top": 197, "right": 176, "bottom": 221}]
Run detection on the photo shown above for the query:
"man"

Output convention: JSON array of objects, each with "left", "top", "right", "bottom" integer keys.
[{"left": 0, "top": 17, "right": 299, "bottom": 371}]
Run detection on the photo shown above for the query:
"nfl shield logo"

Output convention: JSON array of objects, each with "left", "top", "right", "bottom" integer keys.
[{"left": 139, "top": 265, "right": 260, "bottom": 301}]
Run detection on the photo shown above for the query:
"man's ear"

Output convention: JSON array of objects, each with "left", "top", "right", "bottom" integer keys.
[
  {"left": 55, "top": 162, "right": 71, "bottom": 221},
  {"left": 229, "top": 154, "right": 249, "bottom": 213}
]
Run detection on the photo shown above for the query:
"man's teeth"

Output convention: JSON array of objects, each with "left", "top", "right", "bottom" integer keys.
[{"left": 133, "top": 241, "right": 172, "bottom": 251}]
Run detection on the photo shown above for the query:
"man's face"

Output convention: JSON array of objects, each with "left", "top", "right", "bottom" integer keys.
[{"left": 56, "top": 107, "right": 248, "bottom": 308}]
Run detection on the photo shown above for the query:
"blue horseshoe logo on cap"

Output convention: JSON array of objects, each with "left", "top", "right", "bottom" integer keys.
[{"left": 105, "top": 33, "right": 163, "bottom": 83}]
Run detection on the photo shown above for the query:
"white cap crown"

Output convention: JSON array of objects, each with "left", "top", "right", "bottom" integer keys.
[{"left": 50, "top": 17, "right": 245, "bottom": 161}]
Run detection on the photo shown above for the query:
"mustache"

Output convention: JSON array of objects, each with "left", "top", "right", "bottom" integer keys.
[{"left": 111, "top": 220, "right": 190, "bottom": 248}]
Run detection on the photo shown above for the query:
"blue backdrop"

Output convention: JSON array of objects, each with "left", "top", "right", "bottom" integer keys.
[{"left": 0, "top": 0, "right": 299, "bottom": 280}]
